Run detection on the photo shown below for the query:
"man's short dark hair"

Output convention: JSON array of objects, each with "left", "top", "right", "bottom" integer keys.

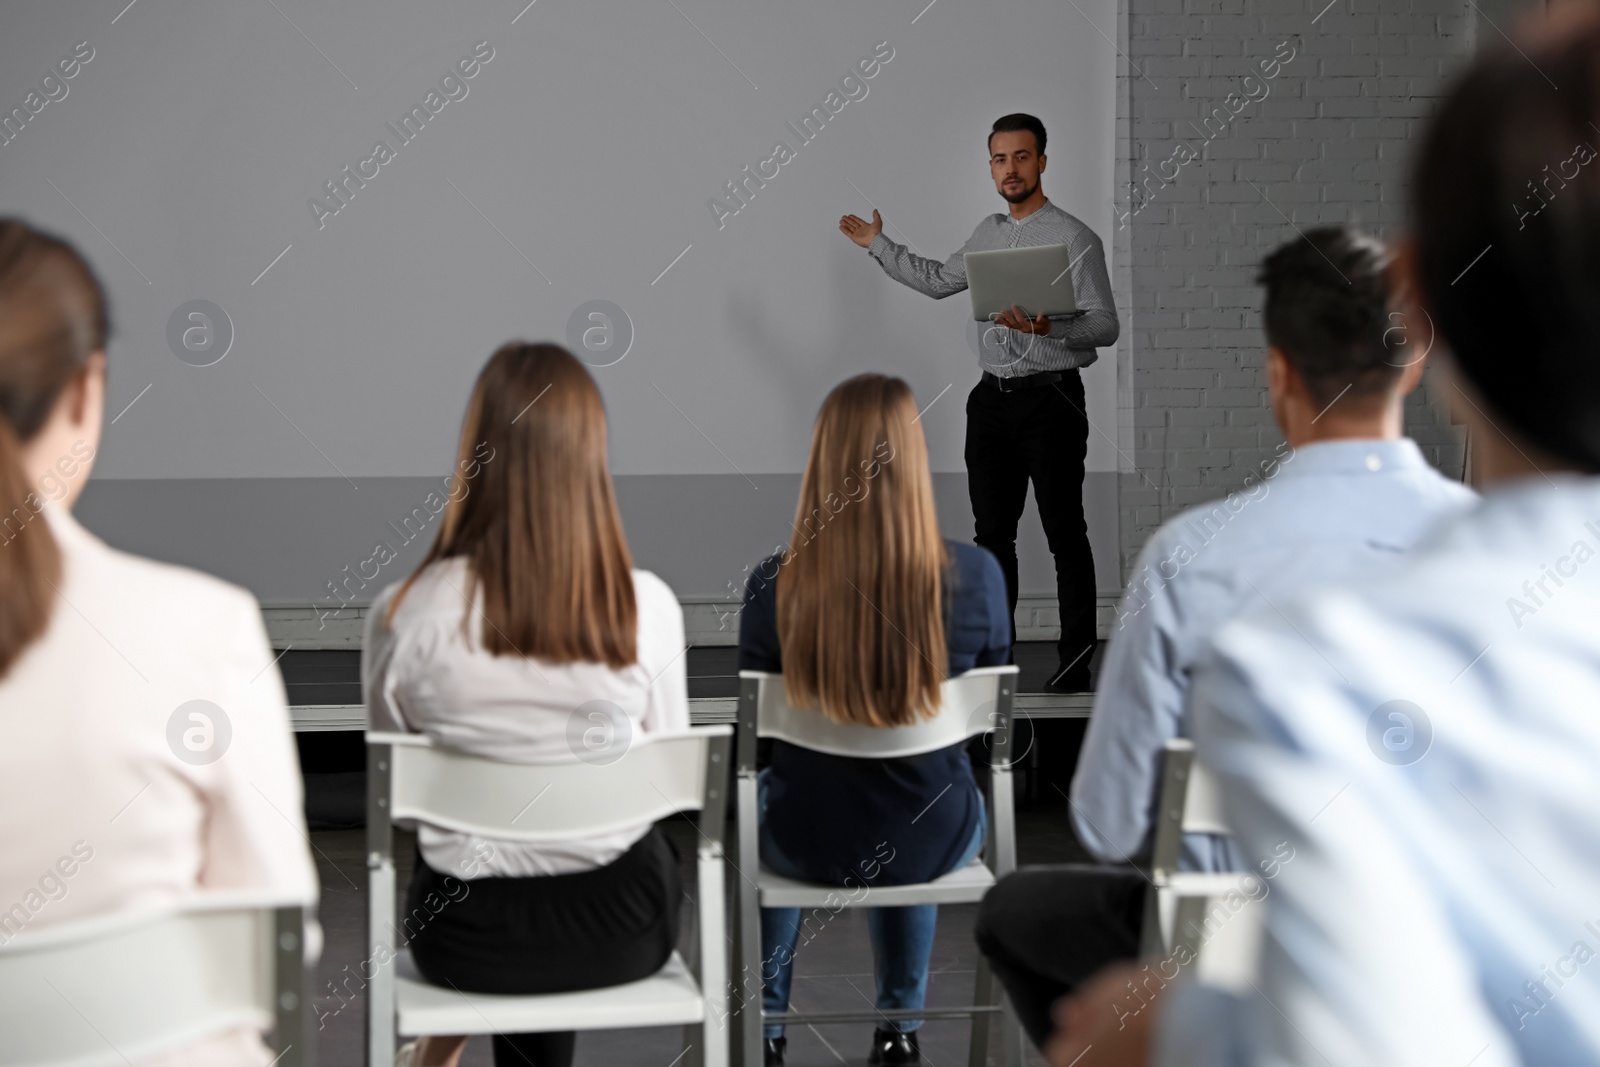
[
  {"left": 989, "top": 113, "right": 1046, "bottom": 156},
  {"left": 1256, "top": 227, "right": 1398, "bottom": 408},
  {"left": 1412, "top": 11, "right": 1600, "bottom": 470}
]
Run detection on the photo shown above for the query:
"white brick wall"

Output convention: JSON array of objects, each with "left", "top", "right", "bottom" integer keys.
[{"left": 1115, "top": 0, "right": 1476, "bottom": 574}]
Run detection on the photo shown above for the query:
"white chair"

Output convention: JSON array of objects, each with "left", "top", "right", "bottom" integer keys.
[
  {"left": 0, "top": 892, "right": 313, "bottom": 1067},
  {"left": 732, "top": 666, "right": 1023, "bottom": 1067},
  {"left": 365, "top": 726, "right": 733, "bottom": 1067},
  {"left": 1139, "top": 738, "right": 1261, "bottom": 989}
]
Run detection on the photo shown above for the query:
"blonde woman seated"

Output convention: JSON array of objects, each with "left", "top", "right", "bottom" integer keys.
[
  {"left": 0, "top": 219, "right": 317, "bottom": 1065},
  {"left": 364, "top": 344, "right": 690, "bottom": 1067},
  {"left": 738, "top": 374, "right": 1011, "bottom": 1067}
]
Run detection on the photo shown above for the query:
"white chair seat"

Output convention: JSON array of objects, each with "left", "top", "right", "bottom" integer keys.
[
  {"left": 756, "top": 857, "right": 995, "bottom": 908},
  {"left": 1163, "top": 872, "right": 1254, "bottom": 897},
  {"left": 394, "top": 949, "right": 706, "bottom": 1036}
]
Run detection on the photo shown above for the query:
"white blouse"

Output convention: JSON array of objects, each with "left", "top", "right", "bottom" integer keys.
[
  {"left": 363, "top": 558, "right": 691, "bottom": 878},
  {"left": 0, "top": 505, "right": 317, "bottom": 1067}
]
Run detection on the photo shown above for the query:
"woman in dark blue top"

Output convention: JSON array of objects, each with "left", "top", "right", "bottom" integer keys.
[{"left": 737, "top": 374, "right": 1011, "bottom": 1066}]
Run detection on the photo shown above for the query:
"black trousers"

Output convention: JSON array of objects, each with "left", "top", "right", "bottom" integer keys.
[
  {"left": 965, "top": 370, "right": 1097, "bottom": 669},
  {"left": 972, "top": 865, "right": 1144, "bottom": 1049},
  {"left": 405, "top": 827, "right": 682, "bottom": 1067}
]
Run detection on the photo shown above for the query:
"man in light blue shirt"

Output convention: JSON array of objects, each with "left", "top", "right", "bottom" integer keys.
[
  {"left": 974, "top": 225, "right": 1475, "bottom": 1047},
  {"left": 1071, "top": 437, "right": 1474, "bottom": 874},
  {"left": 1138, "top": 471, "right": 1600, "bottom": 1067},
  {"left": 1042, "top": 20, "right": 1600, "bottom": 1064}
]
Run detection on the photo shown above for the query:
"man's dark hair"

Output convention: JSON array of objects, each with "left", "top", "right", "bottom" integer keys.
[
  {"left": 1412, "top": 10, "right": 1600, "bottom": 471},
  {"left": 1255, "top": 227, "right": 1397, "bottom": 408},
  {"left": 989, "top": 114, "right": 1046, "bottom": 157}
]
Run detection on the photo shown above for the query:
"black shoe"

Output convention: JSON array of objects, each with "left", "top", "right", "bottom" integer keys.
[
  {"left": 867, "top": 1027, "right": 920, "bottom": 1064},
  {"left": 763, "top": 1036, "right": 786, "bottom": 1066},
  {"left": 1044, "top": 661, "right": 1092, "bottom": 693}
]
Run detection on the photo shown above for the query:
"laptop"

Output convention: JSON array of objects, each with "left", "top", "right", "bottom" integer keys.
[{"left": 964, "top": 244, "right": 1083, "bottom": 322}]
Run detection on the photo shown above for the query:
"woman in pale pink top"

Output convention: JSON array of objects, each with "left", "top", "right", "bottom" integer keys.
[{"left": 0, "top": 219, "right": 317, "bottom": 1065}]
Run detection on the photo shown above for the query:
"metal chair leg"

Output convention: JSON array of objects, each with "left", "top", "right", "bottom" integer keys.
[
  {"left": 968, "top": 953, "right": 996, "bottom": 1066},
  {"left": 1140, "top": 883, "right": 1165, "bottom": 957},
  {"left": 998, "top": 989, "right": 1024, "bottom": 1067},
  {"left": 735, "top": 773, "right": 765, "bottom": 1067},
  {"left": 272, "top": 906, "right": 311, "bottom": 1067},
  {"left": 365, "top": 863, "right": 396, "bottom": 1067},
  {"left": 728, "top": 911, "right": 757, "bottom": 1067},
  {"left": 681, "top": 1025, "right": 705, "bottom": 1067}
]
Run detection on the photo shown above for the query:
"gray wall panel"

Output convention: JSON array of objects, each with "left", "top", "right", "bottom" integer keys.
[{"left": 73, "top": 472, "right": 1120, "bottom": 606}]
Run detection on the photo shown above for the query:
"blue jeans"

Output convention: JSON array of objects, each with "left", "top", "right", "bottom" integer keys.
[{"left": 757, "top": 770, "right": 987, "bottom": 1038}]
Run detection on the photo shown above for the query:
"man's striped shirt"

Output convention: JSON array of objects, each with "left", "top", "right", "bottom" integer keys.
[{"left": 867, "top": 199, "right": 1119, "bottom": 376}]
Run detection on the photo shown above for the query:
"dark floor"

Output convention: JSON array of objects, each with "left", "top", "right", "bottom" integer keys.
[{"left": 296, "top": 640, "right": 1102, "bottom": 1065}]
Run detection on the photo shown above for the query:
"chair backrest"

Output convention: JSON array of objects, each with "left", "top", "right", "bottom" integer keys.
[
  {"left": 1148, "top": 738, "right": 1230, "bottom": 882},
  {"left": 736, "top": 666, "right": 1019, "bottom": 765},
  {"left": 368, "top": 726, "right": 733, "bottom": 842},
  {"left": 0, "top": 893, "right": 309, "bottom": 1067},
  {"left": 1175, "top": 876, "right": 1266, "bottom": 993},
  {"left": 364, "top": 727, "right": 733, "bottom": 1067}
]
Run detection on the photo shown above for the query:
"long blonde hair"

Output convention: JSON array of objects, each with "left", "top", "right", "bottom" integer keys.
[
  {"left": 776, "top": 375, "right": 947, "bottom": 726},
  {"left": 388, "top": 343, "right": 638, "bottom": 667}
]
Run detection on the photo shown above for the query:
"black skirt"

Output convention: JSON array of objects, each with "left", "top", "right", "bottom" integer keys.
[{"left": 405, "top": 825, "right": 682, "bottom": 996}]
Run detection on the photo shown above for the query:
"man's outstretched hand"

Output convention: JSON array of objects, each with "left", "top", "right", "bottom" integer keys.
[{"left": 840, "top": 209, "right": 884, "bottom": 248}]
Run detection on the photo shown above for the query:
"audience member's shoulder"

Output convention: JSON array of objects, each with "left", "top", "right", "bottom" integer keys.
[
  {"left": 946, "top": 540, "right": 1003, "bottom": 585},
  {"left": 1200, "top": 585, "right": 1392, "bottom": 719},
  {"left": 1424, "top": 468, "right": 1481, "bottom": 512},
  {"left": 631, "top": 568, "right": 680, "bottom": 618},
  {"left": 1203, "top": 547, "right": 1472, "bottom": 715},
  {"left": 631, "top": 568, "right": 686, "bottom": 665},
  {"left": 741, "top": 551, "right": 786, "bottom": 599},
  {"left": 364, "top": 581, "right": 402, "bottom": 642},
  {"left": 1211, "top": 584, "right": 1366, "bottom": 660},
  {"left": 58, "top": 507, "right": 259, "bottom": 625},
  {"left": 1196, "top": 604, "right": 1348, "bottom": 758},
  {"left": 1139, "top": 497, "right": 1248, "bottom": 560},
  {"left": 370, "top": 558, "right": 470, "bottom": 631}
]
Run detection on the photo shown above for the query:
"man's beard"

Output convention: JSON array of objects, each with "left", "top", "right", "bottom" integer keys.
[{"left": 1001, "top": 178, "right": 1037, "bottom": 204}]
